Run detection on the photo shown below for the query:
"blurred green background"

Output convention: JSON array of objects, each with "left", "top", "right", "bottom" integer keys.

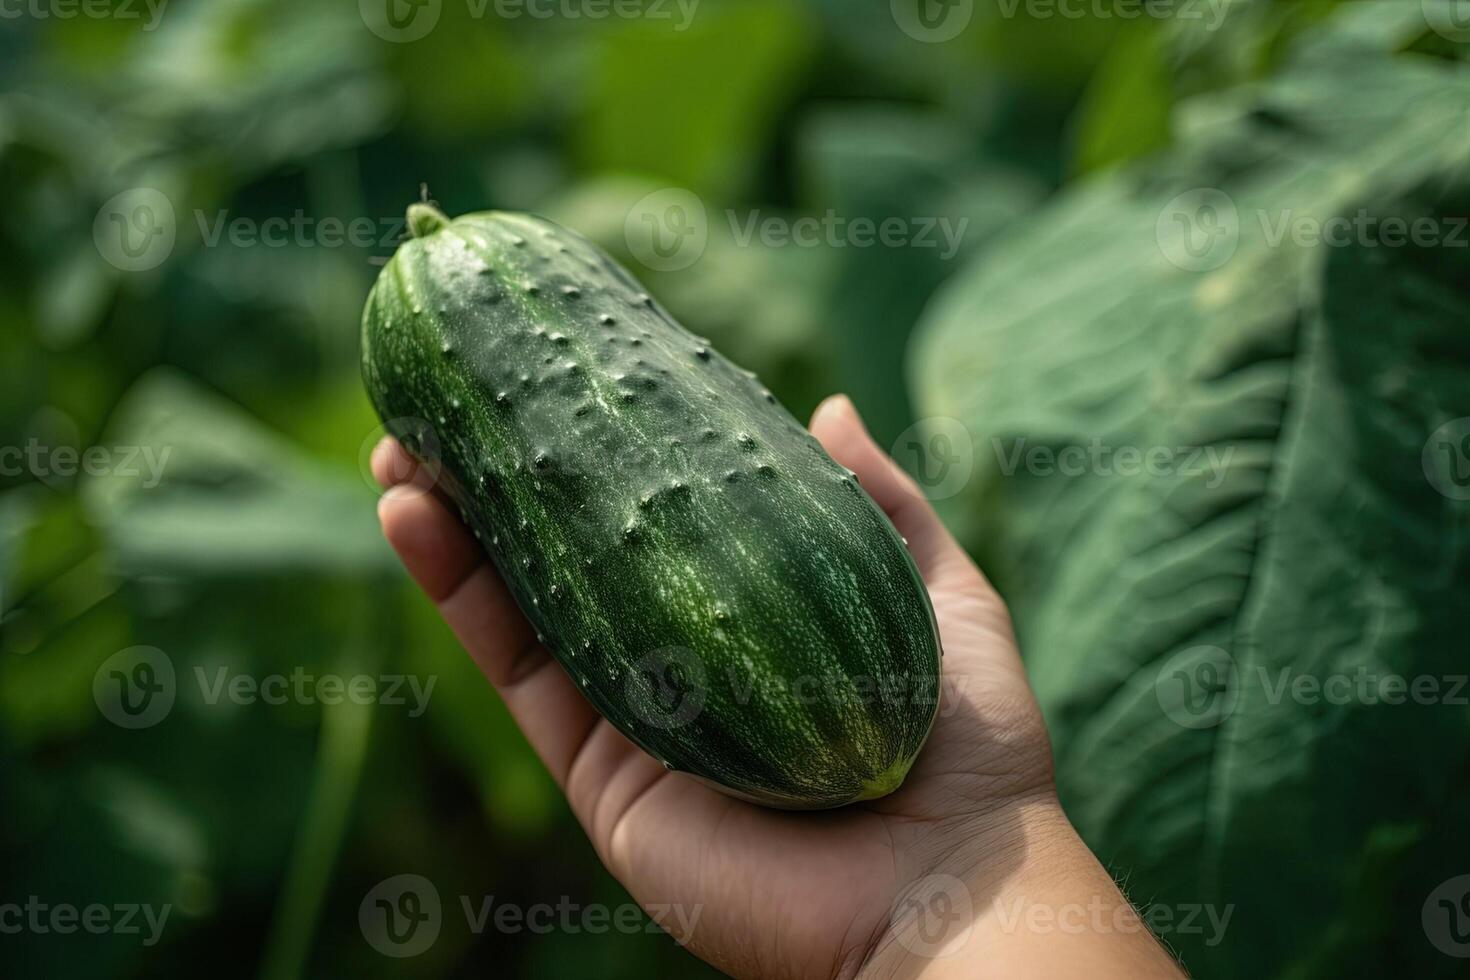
[{"left": 2, "top": 0, "right": 1466, "bottom": 977}]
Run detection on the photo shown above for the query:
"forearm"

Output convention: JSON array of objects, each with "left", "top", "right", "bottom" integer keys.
[{"left": 860, "top": 802, "right": 1186, "bottom": 979}]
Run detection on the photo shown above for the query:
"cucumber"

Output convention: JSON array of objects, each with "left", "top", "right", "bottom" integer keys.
[{"left": 361, "top": 203, "right": 941, "bottom": 809}]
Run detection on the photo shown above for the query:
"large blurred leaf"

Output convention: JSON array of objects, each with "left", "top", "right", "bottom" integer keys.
[
  {"left": 119, "top": 0, "right": 394, "bottom": 174},
  {"left": 0, "top": 487, "right": 39, "bottom": 614},
  {"left": 1069, "top": 25, "right": 1172, "bottom": 174},
  {"left": 0, "top": 491, "right": 124, "bottom": 747},
  {"left": 81, "top": 369, "right": 394, "bottom": 577},
  {"left": 398, "top": 581, "right": 559, "bottom": 838},
  {"left": 577, "top": 0, "right": 816, "bottom": 196},
  {"left": 798, "top": 103, "right": 1044, "bottom": 444},
  {"left": 912, "top": 25, "right": 1470, "bottom": 980},
  {"left": 389, "top": 11, "right": 532, "bottom": 139},
  {"left": 0, "top": 758, "right": 194, "bottom": 979}
]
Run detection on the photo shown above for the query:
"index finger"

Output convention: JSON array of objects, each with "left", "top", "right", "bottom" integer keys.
[{"left": 373, "top": 437, "right": 603, "bottom": 789}]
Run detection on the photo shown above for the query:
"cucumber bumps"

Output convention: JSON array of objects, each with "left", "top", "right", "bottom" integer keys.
[{"left": 361, "top": 203, "right": 941, "bottom": 808}]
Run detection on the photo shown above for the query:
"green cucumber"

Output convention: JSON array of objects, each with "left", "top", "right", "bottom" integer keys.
[{"left": 361, "top": 203, "right": 941, "bottom": 809}]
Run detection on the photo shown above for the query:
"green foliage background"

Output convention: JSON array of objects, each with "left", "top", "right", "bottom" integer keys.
[
  {"left": 0, "top": 0, "right": 1464, "bottom": 977},
  {"left": 915, "top": 9, "right": 1470, "bottom": 976}
]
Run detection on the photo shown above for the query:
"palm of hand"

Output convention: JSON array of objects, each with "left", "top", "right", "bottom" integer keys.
[{"left": 374, "top": 396, "right": 1057, "bottom": 979}]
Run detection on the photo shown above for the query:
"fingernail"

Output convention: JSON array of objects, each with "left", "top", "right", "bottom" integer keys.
[
  {"left": 814, "top": 393, "right": 854, "bottom": 425},
  {"left": 829, "top": 394, "right": 874, "bottom": 439}
]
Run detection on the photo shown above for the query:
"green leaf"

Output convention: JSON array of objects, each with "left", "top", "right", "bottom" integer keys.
[
  {"left": 124, "top": 0, "right": 393, "bottom": 173},
  {"left": 34, "top": 239, "right": 115, "bottom": 349},
  {"left": 398, "top": 582, "right": 559, "bottom": 837},
  {"left": 0, "top": 492, "right": 125, "bottom": 748},
  {"left": 390, "top": 12, "right": 531, "bottom": 139},
  {"left": 797, "top": 103, "right": 1045, "bottom": 445},
  {"left": 0, "top": 486, "right": 40, "bottom": 614},
  {"left": 911, "top": 37, "right": 1470, "bottom": 980},
  {"left": 1070, "top": 26, "right": 1172, "bottom": 175},
  {"left": 81, "top": 368, "right": 395, "bottom": 577},
  {"left": 577, "top": 0, "right": 816, "bottom": 197}
]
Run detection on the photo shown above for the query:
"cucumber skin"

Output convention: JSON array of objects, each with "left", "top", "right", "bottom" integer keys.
[{"left": 362, "top": 208, "right": 941, "bottom": 809}]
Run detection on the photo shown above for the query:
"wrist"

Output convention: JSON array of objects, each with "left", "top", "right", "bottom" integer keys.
[
  {"left": 855, "top": 794, "right": 1075, "bottom": 978},
  {"left": 856, "top": 798, "right": 1183, "bottom": 979}
]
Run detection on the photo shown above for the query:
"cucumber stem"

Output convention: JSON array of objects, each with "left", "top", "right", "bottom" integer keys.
[{"left": 407, "top": 202, "right": 449, "bottom": 238}]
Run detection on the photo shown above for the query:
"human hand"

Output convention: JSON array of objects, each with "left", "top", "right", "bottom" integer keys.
[{"left": 373, "top": 394, "right": 1184, "bottom": 979}]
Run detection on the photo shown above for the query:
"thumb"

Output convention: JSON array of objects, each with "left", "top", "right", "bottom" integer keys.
[
  {"left": 809, "top": 395, "right": 1028, "bottom": 717},
  {"left": 808, "top": 394, "right": 972, "bottom": 581}
]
